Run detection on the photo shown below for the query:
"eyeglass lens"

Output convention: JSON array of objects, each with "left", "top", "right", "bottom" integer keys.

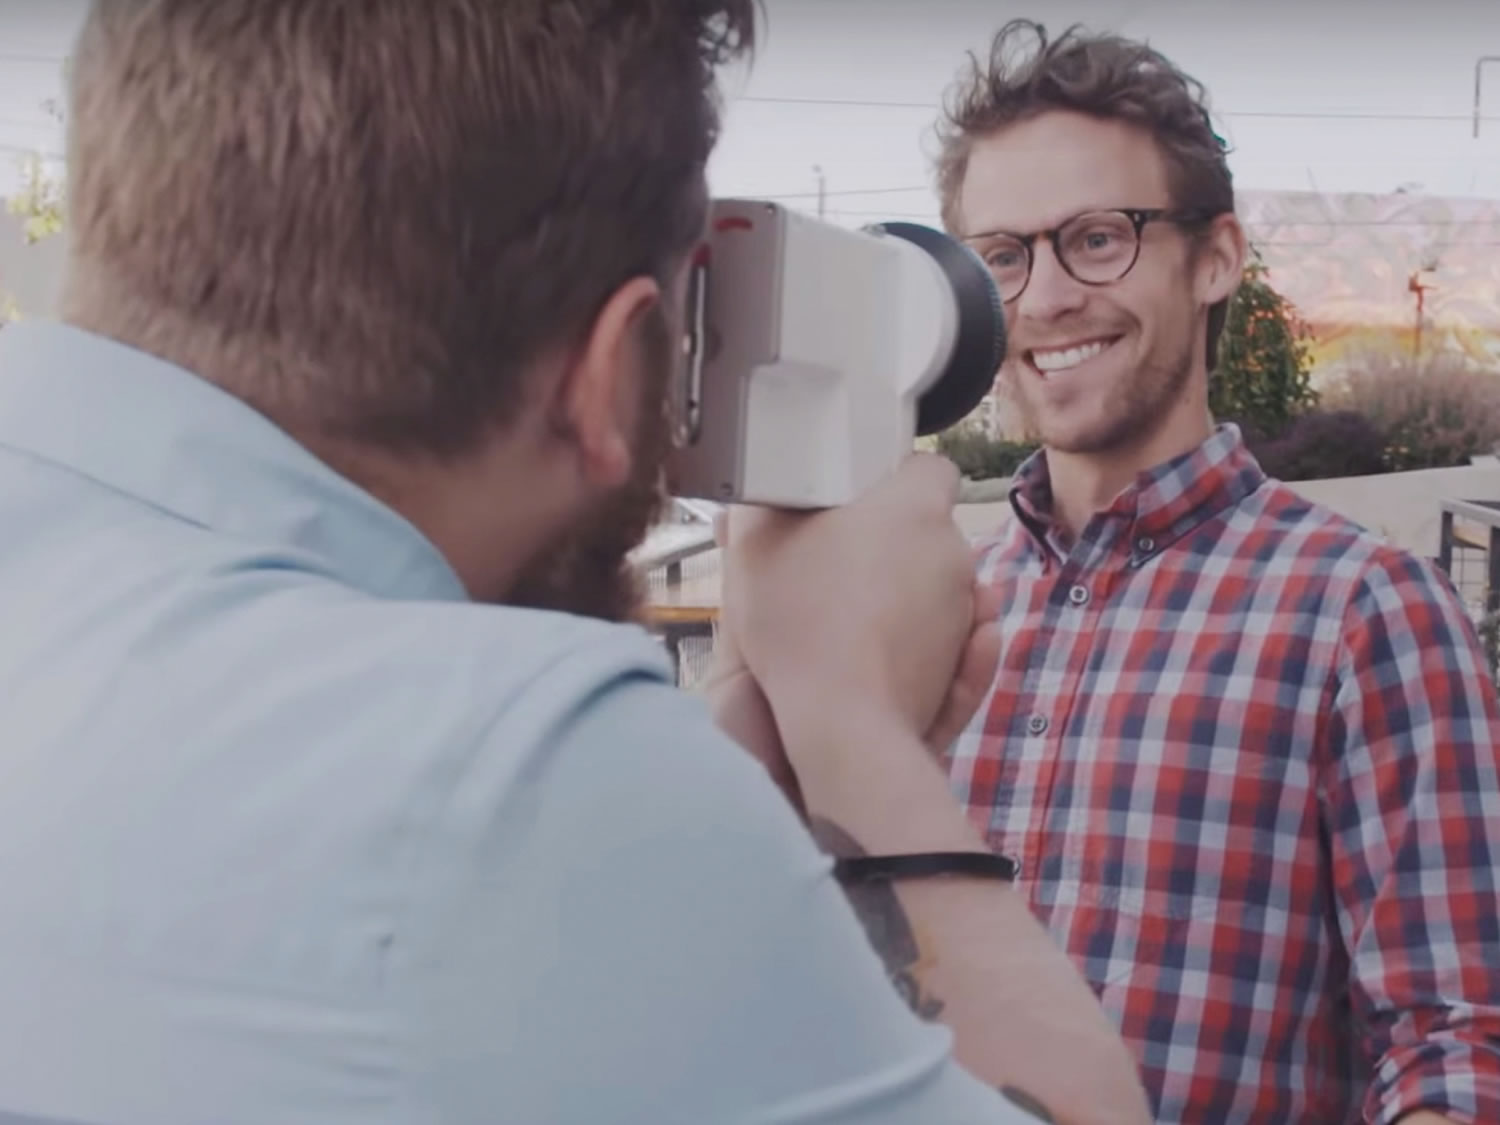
[{"left": 976, "top": 211, "right": 1143, "bottom": 300}]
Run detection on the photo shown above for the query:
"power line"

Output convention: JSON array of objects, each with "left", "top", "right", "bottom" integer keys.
[
  {"left": 5, "top": 53, "right": 1495, "bottom": 125},
  {"left": 755, "top": 184, "right": 932, "bottom": 201},
  {"left": 821, "top": 204, "right": 1500, "bottom": 228},
  {"left": 761, "top": 183, "right": 1500, "bottom": 213},
  {"left": 734, "top": 94, "right": 1500, "bottom": 125},
  {"left": 1254, "top": 240, "right": 1500, "bottom": 248},
  {"left": 735, "top": 95, "right": 941, "bottom": 111},
  {"left": 822, "top": 208, "right": 1500, "bottom": 248},
  {"left": 0, "top": 141, "right": 1488, "bottom": 226},
  {"left": 0, "top": 52, "right": 66, "bottom": 64},
  {"left": 1249, "top": 218, "right": 1500, "bottom": 228},
  {"left": 0, "top": 141, "right": 64, "bottom": 156},
  {"left": 1232, "top": 109, "right": 1500, "bottom": 123},
  {"left": 0, "top": 114, "right": 60, "bottom": 128}
]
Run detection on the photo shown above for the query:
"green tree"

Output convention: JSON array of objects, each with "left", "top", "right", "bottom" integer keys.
[
  {"left": 1210, "top": 251, "right": 1317, "bottom": 440},
  {"left": 1, "top": 156, "right": 65, "bottom": 327},
  {"left": 7, "top": 151, "right": 65, "bottom": 245},
  {"left": 2, "top": 89, "right": 67, "bottom": 325},
  {"left": 932, "top": 420, "right": 1038, "bottom": 482}
]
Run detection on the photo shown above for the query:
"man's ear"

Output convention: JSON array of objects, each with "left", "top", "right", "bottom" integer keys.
[
  {"left": 555, "top": 275, "right": 662, "bottom": 490},
  {"left": 1196, "top": 212, "right": 1249, "bottom": 307}
]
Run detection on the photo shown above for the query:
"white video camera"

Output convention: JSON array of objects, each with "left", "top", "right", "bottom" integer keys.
[{"left": 666, "top": 199, "right": 1007, "bottom": 509}]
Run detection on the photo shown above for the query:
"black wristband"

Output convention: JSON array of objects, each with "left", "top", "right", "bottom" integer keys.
[{"left": 833, "top": 850, "right": 1018, "bottom": 885}]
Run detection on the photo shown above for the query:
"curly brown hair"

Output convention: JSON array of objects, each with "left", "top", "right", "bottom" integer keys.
[
  {"left": 935, "top": 19, "right": 1236, "bottom": 368},
  {"left": 63, "top": 0, "right": 758, "bottom": 456}
]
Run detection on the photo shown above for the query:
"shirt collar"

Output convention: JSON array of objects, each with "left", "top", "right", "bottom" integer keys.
[
  {"left": 1008, "top": 423, "right": 1266, "bottom": 554},
  {"left": 0, "top": 320, "right": 468, "bottom": 602}
]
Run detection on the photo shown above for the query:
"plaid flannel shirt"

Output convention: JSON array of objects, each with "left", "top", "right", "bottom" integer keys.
[{"left": 947, "top": 425, "right": 1500, "bottom": 1124}]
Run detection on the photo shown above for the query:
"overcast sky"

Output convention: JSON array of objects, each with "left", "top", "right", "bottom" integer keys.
[{"left": 4, "top": 0, "right": 1500, "bottom": 220}]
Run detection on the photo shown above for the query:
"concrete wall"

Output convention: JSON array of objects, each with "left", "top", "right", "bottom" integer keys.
[
  {"left": 652, "top": 465, "right": 1500, "bottom": 615},
  {"left": 953, "top": 464, "right": 1500, "bottom": 563}
]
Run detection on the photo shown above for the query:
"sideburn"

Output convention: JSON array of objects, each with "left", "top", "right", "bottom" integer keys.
[{"left": 504, "top": 306, "right": 674, "bottom": 624}]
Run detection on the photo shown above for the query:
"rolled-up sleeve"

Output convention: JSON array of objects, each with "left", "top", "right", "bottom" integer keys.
[{"left": 1321, "top": 551, "right": 1500, "bottom": 1125}]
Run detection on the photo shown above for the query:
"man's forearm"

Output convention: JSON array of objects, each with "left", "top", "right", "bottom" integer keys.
[
  {"left": 702, "top": 669, "right": 804, "bottom": 813},
  {"left": 783, "top": 709, "right": 1151, "bottom": 1125}
]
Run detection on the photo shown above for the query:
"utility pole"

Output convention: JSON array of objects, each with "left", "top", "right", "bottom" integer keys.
[
  {"left": 1474, "top": 56, "right": 1500, "bottom": 138},
  {"left": 1408, "top": 268, "right": 1436, "bottom": 360},
  {"left": 813, "top": 164, "right": 826, "bottom": 218}
]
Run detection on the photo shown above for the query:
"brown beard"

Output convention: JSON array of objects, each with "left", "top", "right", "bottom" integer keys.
[
  {"left": 504, "top": 306, "right": 674, "bottom": 623},
  {"left": 1009, "top": 302, "right": 1197, "bottom": 457}
]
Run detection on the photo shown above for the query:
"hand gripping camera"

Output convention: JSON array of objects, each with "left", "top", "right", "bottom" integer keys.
[{"left": 666, "top": 199, "right": 1007, "bottom": 509}]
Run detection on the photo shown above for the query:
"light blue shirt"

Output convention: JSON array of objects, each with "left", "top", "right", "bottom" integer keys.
[{"left": 0, "top": 322, "right": 1039, "bottom": 1124}]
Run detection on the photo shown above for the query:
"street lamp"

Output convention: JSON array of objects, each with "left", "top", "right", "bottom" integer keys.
[
  {"left": 1474, "top": 56, "right": 1500, "bottom": 139},
  {"left": 1408, "top": 267, "right": 1438, "bottom": 359}
]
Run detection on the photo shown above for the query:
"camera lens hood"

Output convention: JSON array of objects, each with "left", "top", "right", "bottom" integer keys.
[{"left": 866, "top": 221, "right": 1007, "bottom": 436}]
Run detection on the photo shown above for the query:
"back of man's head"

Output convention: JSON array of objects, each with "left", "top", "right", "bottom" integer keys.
[
  {"left": 61, "top": 0, "right": 756, "bottom": 458},
  {"left": 934, "top": 19, "right": 1236, "bottom": 368}
]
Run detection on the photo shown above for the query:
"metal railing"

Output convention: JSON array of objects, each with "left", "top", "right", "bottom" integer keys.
[
  {"left": 1437, "top": 499, "right": 1500, "bottom": 608},
  {"left": 1436, "top": 498, "right": 1500, "bottom": 681},
  {"left": 637, "top": 500, "right": 722, "bottom": 687},
  {"left": 657, "top": 617, "right": 718, "bottom": 687}
]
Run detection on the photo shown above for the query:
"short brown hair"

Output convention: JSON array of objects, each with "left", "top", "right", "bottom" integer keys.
[
  {"left": 62, "top": 0, "right": 756, "bottom": 456},
  {"left": 935, "top": 20, "right": 1236, "bottom": 369}
]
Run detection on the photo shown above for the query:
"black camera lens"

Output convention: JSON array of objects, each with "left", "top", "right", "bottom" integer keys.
[{"left": 865, "top": 221, "right": 1007, "bottom": 436}]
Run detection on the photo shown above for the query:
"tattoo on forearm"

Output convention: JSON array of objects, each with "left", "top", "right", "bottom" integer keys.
[
  {"left": 809, "top": 817, "right": 946, "bottom": 1021},
  {"left": 810, "top": 822, "right": 1058, "bottom": 1121}
]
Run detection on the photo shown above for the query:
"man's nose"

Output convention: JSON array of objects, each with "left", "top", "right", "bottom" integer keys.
[{"left": 1015, "top": 240, "right": 1088, "bottom": 321}]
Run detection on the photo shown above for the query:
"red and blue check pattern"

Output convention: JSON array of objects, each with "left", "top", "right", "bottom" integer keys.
[{"left": 947, "top": 426, "right": 1500, "bottom": 1124}]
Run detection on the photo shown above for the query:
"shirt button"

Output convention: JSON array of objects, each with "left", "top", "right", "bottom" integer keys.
[
  {"left": 1067, "top": 584, "right": 1090, "bottom": 606},
  {"left": 1136, "top": 536, "right": 1156, "bottom": 554},
  {"left": 1027, "top": 714, "right": 1049, "bottom": 736}
]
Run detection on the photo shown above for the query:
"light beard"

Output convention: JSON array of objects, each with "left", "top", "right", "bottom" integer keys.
[
  {"left": 504, "top": 310, "right": 674, "bottom": 624},
  {"left": 1013, "top": 315, "right": 1196, "bottom": 457}
]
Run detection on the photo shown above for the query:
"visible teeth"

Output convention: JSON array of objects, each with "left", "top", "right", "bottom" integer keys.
[{"left": 1032, "top": 340, "right": 1109, "bottom": 373}]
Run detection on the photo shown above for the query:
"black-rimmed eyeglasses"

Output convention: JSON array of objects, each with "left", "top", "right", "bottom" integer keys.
[{"left": 963, "top": 208, "right": 1216, "bottom": 303}]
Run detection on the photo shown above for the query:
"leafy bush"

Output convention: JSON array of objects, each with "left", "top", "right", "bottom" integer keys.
[
  {"left": 1322, "top": 353, "right": 1500, "bottom": 472},
  {"left": 1211, "top": 255, "right": 1318, "bottom": 438},
  {"left": 5, "top": 152, "right": 65, "bottom": 245},
  {"left": 2, "top": 129, "right": 66, "bottom": 322},
  {"left": 934, "top": 422, "right": 1038, "bottom": 481},
  {"left": 1248, "top": 409, "right": 1388, "bottom": 481}
]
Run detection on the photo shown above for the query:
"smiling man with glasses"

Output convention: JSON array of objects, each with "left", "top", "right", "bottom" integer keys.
[{"left": 934, "top": 18, "right": 1500, "bottom": 1125}]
